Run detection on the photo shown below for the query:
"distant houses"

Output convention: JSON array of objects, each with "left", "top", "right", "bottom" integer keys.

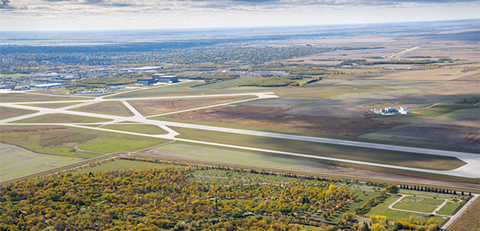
[{"left": 373, "top": 106, "right": 411, "bottom": 115}]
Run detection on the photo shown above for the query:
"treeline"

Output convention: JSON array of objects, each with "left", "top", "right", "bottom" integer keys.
[{"left": 354, "top": 191, "right": 389, "bottom": 215}]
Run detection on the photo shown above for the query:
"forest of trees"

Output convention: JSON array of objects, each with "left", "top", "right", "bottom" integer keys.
[{"left": 0, "top": 166, "right": 357, "bottom": 230}]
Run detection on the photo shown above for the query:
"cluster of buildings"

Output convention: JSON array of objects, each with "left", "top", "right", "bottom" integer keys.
[
  {"left": 372, "top": 107, "right": 412, "bottom": 115},
  {"left": 137, "top": 74, "right": 178, "bottom": 85}
]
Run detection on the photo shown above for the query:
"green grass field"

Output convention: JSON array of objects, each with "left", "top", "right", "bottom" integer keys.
[
  {"left": 0, "top": 93, "right": 88, "bottom": 102},
  {"left": 0, "top": 106, "right": 38, "bottom": 120},
  {"left": 149, "top": 142, "right": 323, "bottom": 171},
  {"left": 411, "top": 104, "right": 478, "bottom": 117},
  {"left": 365, "top": 195, "right": 445, "bottom": 224},
  {"left": 14, "top": 113, "right": 112, "bottom": 123},
  {"left": 393, "top": 196, "right": 444, "bottom": 213},
  {"left": 437, "top": 201, "right": 462, "bottom": 215},
  {"left": 101, "top": 124, "right": 168, "bottom": 135},
  {"left": 78, "top": 137, "right": 167, "bottom": 153},
  {"left": 72, "top": 101, "right": 134, "bottom": 117},
  {"left": 0, "top": 143, "right": 81, "bottom": 182},
  {"left": 23, "top": 102, "right": 83, "bottom": 109},
  {"left": 173, "top": 128, "right": 466, "bottom": 170},
  {"left": 0, "top": 125, "right": 163, "bottom": 157},
  {"left": 72, "top": 159, "right": 179, "bottom": 174}
]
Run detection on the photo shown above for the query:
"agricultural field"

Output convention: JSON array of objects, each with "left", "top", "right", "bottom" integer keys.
[
  {"left": 0, "top": 93, "right": 88, "bottom": 102},
  {"left": 101, "top": 124, "right": 168, "bottom": 135},
  {"left": 0, "top": 143, "right": 81, "bottom": 182},
  {"left": 448, "top": 198, "right": 480, "bottom": 231},
  {"left": 128, "top": 95, "right": 255, "bottom": 116},
  {"left": 163, "top": 105, "right": 406, "bottom": 137},
  {"left": 13, "top": 113, "right": 112, "bottom": 123},
  {"left": 71, "top": 101, "right": 134, "bottom": 117},
  {"left": 0, "top": 125, "right": 165, "bottom": 157},
  {"left": 172, "top": 127, "right": 466, "bottom": 170},
  {"left": 0, "top": 106, "right": 37, "bottom": 120}
]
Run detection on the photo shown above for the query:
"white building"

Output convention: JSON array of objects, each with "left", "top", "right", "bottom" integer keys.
[{"left": 373, "top": 107, "right": 411, "bottom": 115}]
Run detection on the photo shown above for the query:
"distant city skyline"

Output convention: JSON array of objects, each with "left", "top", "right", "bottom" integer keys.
[{"left": 1, "top": 0, "right": 479, "bottom": 31}]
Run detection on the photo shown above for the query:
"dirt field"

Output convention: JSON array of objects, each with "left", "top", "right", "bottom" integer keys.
[
  {"left": 166, "top": 104, "right": 406, "bottom": 137},
  {"left": 448, "top": 197, "right": 480, "bottom": 231},
  {"left": 128, "top": 95, "right": 254, "bottom": 116},
  {"left": 72, "top": 101, "right": 134, "bottom": 117}
]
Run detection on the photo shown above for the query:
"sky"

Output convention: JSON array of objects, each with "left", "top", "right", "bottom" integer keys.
[{"left": 1, "top": 0, "right": 479, "bottom": 31}]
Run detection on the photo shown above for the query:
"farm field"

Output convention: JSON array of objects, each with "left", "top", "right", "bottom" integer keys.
[
  {"left": 13, "top": 113, "right": 112, "bottom": 123},
  {"left": 71, "top": 101, "right": 134, "bottom": 117},
  {"left": 72, "top": 159, "right": 179, "bottom": 174},
  {"left": 0, "top": 93, "right": 88, "bottom": 102},
  {"left": 128, "top": 95, "right": 255, "bottom": 116},
  {"left": 23, "top": 102, "right": 83, "bottom": 109},
  {"left": 448, "top": 197, "right": 480, "bottom": 231},
  {"left": 101, "top": 124, "right": 168, "bottom": 135},
  {"left": 163, "top": 105, "right": 406, "bottom": 137},
  {"left": 0, "top": 143, "right": 81, "bottom": 182},
  {"left": 374, "top": 66, "right": 480, "bottom": 81},
  {"left": 0, "top": 125, "right": 162, "bottom": 157},
  {"left": 172, "top": 127, "right": 466, "bottom": 170},
  {"left": 392, "top": 196, "right": 444, "bottom": 213},
  {"left": 0, "top": 106, "right": 37, "bottom": 120}
]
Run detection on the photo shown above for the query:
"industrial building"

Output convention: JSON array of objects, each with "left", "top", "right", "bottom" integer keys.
[
  {"left": 137, "top": 74, "right": 179, "bottom": 85},
  {"left": 137, "top": 78, "right": 156, "bottom": 85},
  {"left": 151, "top": 74, "right": 179, "bottom": 83},
  {"left": 109, "top": 85, "right": 125, "bottom": 90},
  {"left": 373, "top": 107, "right": 411, "bottom": 115},
  {"left": 30, "top": 83, "right": 63, "bottom": 89}
]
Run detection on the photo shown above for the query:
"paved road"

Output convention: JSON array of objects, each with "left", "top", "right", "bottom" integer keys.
[
  {"left": 441, "top": 193, "right": 480, "bottom": 230},
  {"left": 1, "top": 90, "right": 479, "bottom": 178}
]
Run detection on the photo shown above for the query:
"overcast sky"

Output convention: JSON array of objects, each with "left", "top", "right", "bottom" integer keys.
[{"left": 1, "top": 0, "right": 479, "bottom": 31}]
